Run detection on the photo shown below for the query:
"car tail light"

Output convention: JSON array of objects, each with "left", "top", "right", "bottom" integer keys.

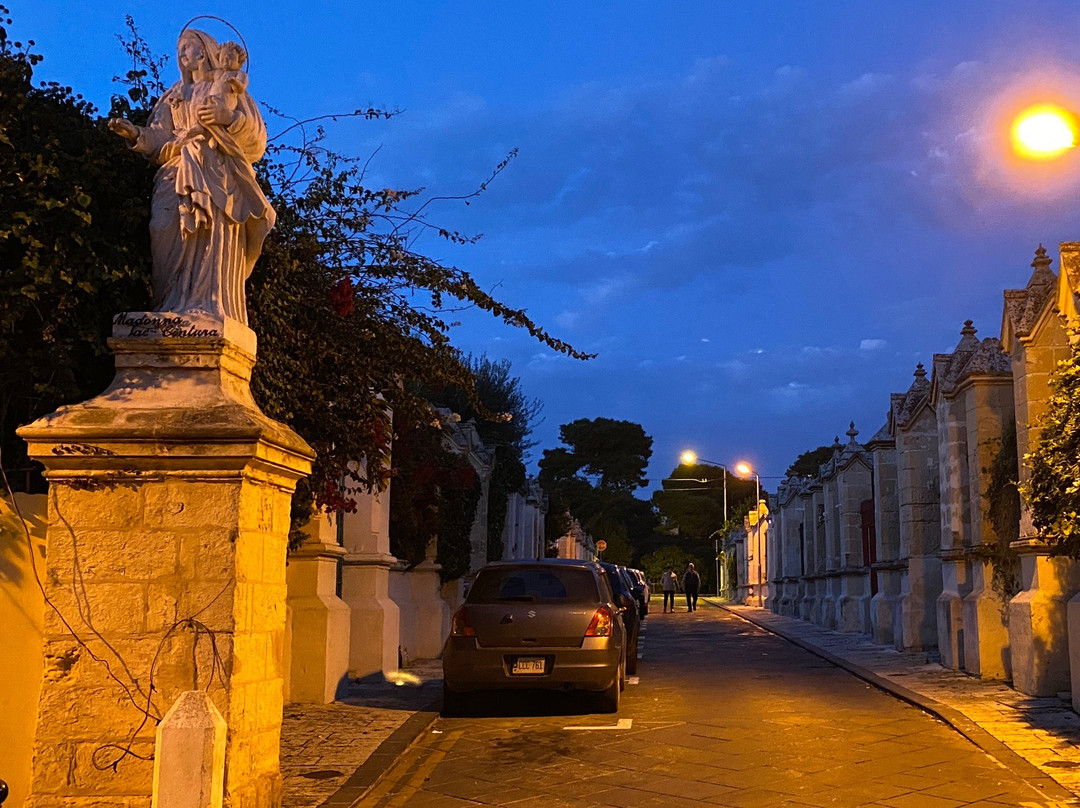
[
  {"left": 450, "top": 607, "right": 475, "bottom": 637},
  {"left": 585, "top": 607, "right": 615, "bottom": 637}
]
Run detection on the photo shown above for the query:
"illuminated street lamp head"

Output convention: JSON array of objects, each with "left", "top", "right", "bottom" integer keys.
[
  {"left": 735, "top": 461, "right": 753, "bottom": 477},
  {"left": 1012, "top": 104, "right": 1078, "bottom": 160},
  {"left": 680, "top": 450, "right": 697, "bottom": 465}
]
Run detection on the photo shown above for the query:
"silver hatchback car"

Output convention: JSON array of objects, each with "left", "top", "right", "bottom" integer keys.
[{"left": 442, "top": 559, "right": 629, "bottom": 713}]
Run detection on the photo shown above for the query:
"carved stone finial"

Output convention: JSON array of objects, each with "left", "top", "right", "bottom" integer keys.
[
  {"left": 846, "top": 421, "right": 859, "bottom": 443},
  {"left": 832, "top": 435, "right": 842, "bottom": 450},
  {"left": 961, "top": 319, "right": 976, "bottom": 336},
  {"left": 1033, "top": 243, "right": 1051, "bottom": 267},
  {"left": 914, "top": 362, "right": 927, "bottom": 379}
]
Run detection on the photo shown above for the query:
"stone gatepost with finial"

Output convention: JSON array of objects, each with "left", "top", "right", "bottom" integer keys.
[
  {"left": 19, "top": 22, "right": 313, "bottom": 808},
  {"left": 931, "top": 319, "right": 1014, "bottom": 680},
  {"left": 1002, "top": 244, "right": 1080, "bottom": 699},
  {"left": 890, "top": 362, "right": 942, "bottom": 652}
]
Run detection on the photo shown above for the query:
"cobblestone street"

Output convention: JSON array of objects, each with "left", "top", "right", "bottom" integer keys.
[
  {"left": 722, "top": 604, "right": 1080, "bottom": 799},
  {"left": 280, "top": 662, "right": 441, "bottom": 808},
  {"left": 355, "top": 604, "right": 1074, "bottom": 808}
]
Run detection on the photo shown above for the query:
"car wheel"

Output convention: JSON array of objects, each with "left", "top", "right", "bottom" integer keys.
[
  {"left": 442, "top": 682, "right": 466, "bottom": 717},
  {"left": 598, "top": 660, "right": 621, "bottom": 713}
]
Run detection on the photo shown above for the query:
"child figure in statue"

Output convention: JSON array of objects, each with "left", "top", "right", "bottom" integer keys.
[{"left": 211, "top": 41, "right": 248, "bottom": 114}]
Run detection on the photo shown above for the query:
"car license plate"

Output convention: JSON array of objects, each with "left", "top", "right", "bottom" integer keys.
[{"left": 511, "top": 657, "right": 545, "bottom": 675}]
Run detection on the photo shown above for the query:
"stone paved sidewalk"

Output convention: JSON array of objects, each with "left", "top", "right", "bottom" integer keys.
[
  {"left": 718, "top": 601, "right": 1080, "bottom": 799},
  {"left": 280, "top": 660, "right": 442, "bottom": 808}
]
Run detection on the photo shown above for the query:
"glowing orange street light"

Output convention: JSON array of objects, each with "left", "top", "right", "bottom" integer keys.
[
  {"left": 680, "top": 450, "right": 698, "bottom": 465},
  {"left": 1011, "top": 104, "right": 1078, "bottom": 160}
]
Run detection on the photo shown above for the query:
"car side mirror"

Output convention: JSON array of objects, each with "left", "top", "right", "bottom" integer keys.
[{"left": 617, "top": 593, "right": 635, "bottom": 613}]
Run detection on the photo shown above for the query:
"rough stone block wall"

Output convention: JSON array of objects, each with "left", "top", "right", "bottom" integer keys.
[{"left": 28, "top": 472, "right": 294, "bottom": 808}]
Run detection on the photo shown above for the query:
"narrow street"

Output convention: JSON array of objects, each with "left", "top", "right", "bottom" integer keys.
[{"left": 360, "top": 604, "right": 1056, "bottom": 808}]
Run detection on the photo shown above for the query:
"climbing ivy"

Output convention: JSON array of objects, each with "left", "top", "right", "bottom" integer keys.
[
  {"left": 980, "top": 421, "right": 1020, "bottom": 600},
  {"left": 1024, "top": 331, "right": 1080, "bottom": 558},
  {"left": 388, "top": 422, "right": 481, "bottom": 582}
]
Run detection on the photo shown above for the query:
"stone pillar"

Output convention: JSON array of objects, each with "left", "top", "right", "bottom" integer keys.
[
  {"left": 894, "top": 376, "right": 941, "bottom": 653},
  {"left": 869, "top": 434, "right": 902, "bottom": 646},
  {"left": 933, "top": 328, "right": 975, "bottom": 672},
  {"left": 285, "top": 511, "right": 350, "bottom": 703},
  {"left": 961, "top": 556, "right": 1010, "bottom": 680},
  {"left": 808, "top": 484, "right": 824, "bottom": 624},
  {"left": 765, "top": 501, "right": 783, "bottom": 613},
  {"left": 412, "top": 539, "right": 450, "bottom": 658},
  {"left": 959, "top": 372, "right": 1015, "bottom": 680},
  {"left": 18, "top": 321, "right": 312, "bottom": 808},
  {"left": 1010, "top": 540, "right": 1080, "bottom": 696},
  {"left": 937, "top": 550, "right": 969, "bottom": 670},
  {"left": 1003, "top": 245, "right": 1080, "bottom": 696},
  {"left": 340, "top": 486, "right": 400, "bottom": 679},
  {"left": 821, "top": 477, "right": 839, "bottom": 628},
  {"left": 388, "top": 562, "right": 417, "bottom": 664},
  {"left": 468, "top": 466, "right": 492, "bottom": 573}
]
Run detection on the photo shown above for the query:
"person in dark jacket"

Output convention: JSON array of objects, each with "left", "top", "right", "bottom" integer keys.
[{"left": 683, "top": 563, "right": 701, "bottom": 612}]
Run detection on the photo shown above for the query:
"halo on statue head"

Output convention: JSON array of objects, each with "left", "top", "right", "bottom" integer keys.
[{"left": 179, "top": 15, "right": 250, "bottom": 73}]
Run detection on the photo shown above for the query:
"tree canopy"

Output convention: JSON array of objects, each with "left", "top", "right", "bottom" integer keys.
[
  {"left": 539, "top": 417, "right": 656, "bottom": 561},
  {"left": 540, "top": 418, "right": 652, "bottom": 493},
  {"left": 651, "top": 462, "right": 757, "bottom": 541},
  {"left": 784, "top": 445, "right": 835, "bottom": 479},
  {"left": 0, "top": 13, "right": 153, "bottom": 485}
]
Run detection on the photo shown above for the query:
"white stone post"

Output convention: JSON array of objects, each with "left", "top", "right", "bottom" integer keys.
[
  {"left": 151, "top": 691, "right": 226, "bottom": 808},
  {"left": 340, "top": 485, "right": 400, "bottom": 679},
  {"left": 412, "top": 539, "right": 450, "bottom": 658},
  {"left": 286, "top": 511, "right": 350, "bottom": 703}
]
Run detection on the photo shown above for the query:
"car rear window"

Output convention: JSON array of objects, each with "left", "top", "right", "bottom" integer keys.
[{"left": 468, "top": 566, "right": 601, "bottom": 604}]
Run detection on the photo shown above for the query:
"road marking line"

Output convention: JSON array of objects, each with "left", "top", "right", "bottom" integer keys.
[
  {"left": 563, "top": 718, "right": 633, "bottom": 730},
  {"left": 364, "top": 728, "right": 463, "bottom": 806}
]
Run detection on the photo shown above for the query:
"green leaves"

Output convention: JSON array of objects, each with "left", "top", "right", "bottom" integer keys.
[
  {"left": 539, "top": 418, "right": 658, "bottom": 561},
  {"left": 1023, "top": 330, "right": 1080, "bottom": 557}
]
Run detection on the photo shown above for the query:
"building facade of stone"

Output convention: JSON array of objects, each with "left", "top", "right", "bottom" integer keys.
[{"left": 761, "top": 243, "right": 1080, "bottom": 714}]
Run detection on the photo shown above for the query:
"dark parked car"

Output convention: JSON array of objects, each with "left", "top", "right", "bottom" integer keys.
[
  {"left": 622, "top": 566, "right": 649, "bottom": 619},
  {"left": 443, "top": 560, "right": 627, "bottom": 713},
  {"left": 599, "top": 562, "right": 641, "bottom": 676}
]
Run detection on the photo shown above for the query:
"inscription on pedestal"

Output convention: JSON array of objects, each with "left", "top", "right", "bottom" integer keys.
[{"left": 113, "top": 313, "right": 221, "bottom": 340}]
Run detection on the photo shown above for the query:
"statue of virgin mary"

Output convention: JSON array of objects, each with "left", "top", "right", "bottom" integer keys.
[{"left": 109, "top": 27, "right": 274, "bottom": 327}]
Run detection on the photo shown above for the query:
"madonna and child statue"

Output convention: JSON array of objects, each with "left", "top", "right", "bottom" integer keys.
[{"left": 109, "top": 25, "right": 274, "bottom": 340}]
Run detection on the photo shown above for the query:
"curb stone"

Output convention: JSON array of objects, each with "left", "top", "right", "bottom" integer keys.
[
  {"left": 318, "top": 698, "right": 441, "bottom": 808},
  {"left": 711, "top": 601, "right": 1079, "bottom": 804}
]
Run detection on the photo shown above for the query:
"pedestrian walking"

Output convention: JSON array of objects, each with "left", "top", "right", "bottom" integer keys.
[
  {"left": 683, "top": 563, "right": 701, "bottom": 612},
  {"left": 660, "top": 567, "right": 678, "bottom": 612}
]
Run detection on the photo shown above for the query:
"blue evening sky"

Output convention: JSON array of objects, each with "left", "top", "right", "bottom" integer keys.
[{"left": 15, "top": 1, "right": 1080, "bottom": 491}]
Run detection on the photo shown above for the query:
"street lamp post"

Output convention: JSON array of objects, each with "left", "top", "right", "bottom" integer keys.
[{"left": 680, "top": 451, "right": 727, "bottom": 597}]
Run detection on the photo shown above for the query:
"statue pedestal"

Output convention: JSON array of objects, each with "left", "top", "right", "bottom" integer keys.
[{"left": 19, "top": 320, "right": 312, "bottom": 808}]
